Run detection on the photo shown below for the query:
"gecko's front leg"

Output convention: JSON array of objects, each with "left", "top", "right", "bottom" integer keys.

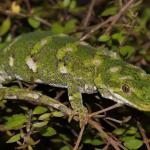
[{"left": 68, "top": 82, "right": 88, "bottom": 127}]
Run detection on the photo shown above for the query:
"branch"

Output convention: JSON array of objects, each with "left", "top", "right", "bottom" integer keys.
[
  {"left": 105, "top": 0, "right": 135, "bottom": 34},
  {"left": 0, "top": 87, "right": 72, "bottom": 116},
  {"left": 82, "top": 0, "right": 96, "bottom": 28}
]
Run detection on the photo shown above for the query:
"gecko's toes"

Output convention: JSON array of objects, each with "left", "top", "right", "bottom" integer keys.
[
  {"left": 68, "top": 107, "right": 89, "bottom": 127},
  {"left": 78, "top": 107, "right": 89, "bottom": 128}
]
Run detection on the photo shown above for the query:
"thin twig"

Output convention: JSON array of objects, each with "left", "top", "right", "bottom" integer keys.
[
  {"left": 137, "top": 121, "right": 150, "bottom": 150},
  {"left": 73, "top": 124, "right": 86, "bottom": 150},
  {"left": 89, "top": 119, "right": 122, "bottom": 150},
  {"left": 54, "top": 90, "right": 65, "bottom": 100},
  {"left": 82, "top": 0, "right": 96, "bottom": 28},
  {"left": 0, "top": 10, "right": 51, "bottom": 27},
  {"left": 90, "top": 103, "right": 122, "bottom": 117},
  {"left": 23, "top": 0, "right": 32, "bottom": 13},
  {"left": 80, "top": 16, "right": 113, "bottom": 41},
  {"left": 105, "top": 0, "right": 135, "bottom": 34}
]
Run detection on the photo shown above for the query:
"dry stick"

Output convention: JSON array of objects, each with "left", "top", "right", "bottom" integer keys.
[
  {"left": 23, "top": 0, "right": 32, "bottom": 13},
  {"left": 82, "top": 0, "right": 96, "bottom": 28},
  {"left": 0, "top": 10, "right": 51, "bottom": 27},
  {"left": 73, "top": 124, "right": 86, "bottom": 150},
  {"left": 89, "top": 119, "right": 122, "bottom": 150},
  {"left": 80, "top": 0, "right": 135, "bottom": 41},
  {"left": 80, "top": 16, "right": 113, "bottom": 41},
  {"left": 137, "top": 121, "right": 150, "bottom": 150},
  {"left": 90, "top": 103, "right": 122, "bottom": 117},
  {"left": 105, "top": 0, "right": 135, "bottom": 34},
  {"left": 0, "top": 87, "right": 72, "bottom": 116}
]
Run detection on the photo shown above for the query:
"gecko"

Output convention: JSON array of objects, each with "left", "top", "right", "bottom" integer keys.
[{"left": 0, "top": 31, "right": 150, "bottom": 125}]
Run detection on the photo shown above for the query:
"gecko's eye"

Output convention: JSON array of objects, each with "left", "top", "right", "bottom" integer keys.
[{"left": 121, "top": 84, "right": 130, "bottom": 93}]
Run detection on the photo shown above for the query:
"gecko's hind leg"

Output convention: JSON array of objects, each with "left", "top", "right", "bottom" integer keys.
[{"left": 68, "top": 83, "right": 88, "bottom": 127}]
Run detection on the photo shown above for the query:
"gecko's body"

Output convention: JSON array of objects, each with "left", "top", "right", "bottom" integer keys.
[{"left": 1, "top": 31, "right": 150, "bottom": 119}]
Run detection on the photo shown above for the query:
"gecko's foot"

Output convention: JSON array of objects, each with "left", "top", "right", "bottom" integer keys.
[
  {"left": 68, "top": 107, "right": 89, "bottom": 128},
  {"left": 76, "top": 107, "right": 89, "bottom": 128}
]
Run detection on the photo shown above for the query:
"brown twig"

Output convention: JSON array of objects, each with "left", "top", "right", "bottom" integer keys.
[
  {"left": 0, "top": 10, "right": 51, "bottom": 27},
  {"left": 105, "top": 0, "right": 135, "bottom": 34},
  {"left": 80, "top": 0, "right": 135, "bottom": 41},
  {"left": 80, "top": 16, "right": 113, "bottom": 41},
  {"left": 0, "top": 87, "right": 72, "bottom": 116},
  {"left": 89, "top": 119, "right": 125, "bottom": 150},
  {"left": 137, "top": 121, "right": 150, "bottom": 150},
  {"left": 54, "top": 90, "right": 65, "bottom": 100},
  {"left": 73, "top": 124, "right": 86, "bottom": 150},
  {"left": 82, "top": 0, "right": 96, "bottom": 28},
  {"left": 23, "top": 0, "right": 32, "bottom": 13},
  {"left": 90, "top": 103, "right": 122, "bottom": 117}
]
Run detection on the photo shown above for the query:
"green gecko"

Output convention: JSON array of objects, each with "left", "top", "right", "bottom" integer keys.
[{"left": 0, "top": 31, "right": 150, "bottom": 124}]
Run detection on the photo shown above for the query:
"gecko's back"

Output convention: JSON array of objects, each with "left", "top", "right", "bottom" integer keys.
[{"left": 0, "top": 31, "right": 97, "bottom": 88}]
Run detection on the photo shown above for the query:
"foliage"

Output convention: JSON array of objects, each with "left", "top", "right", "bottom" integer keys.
[{"left": 0, "top": 0, "right": 150, "bottom": 149}]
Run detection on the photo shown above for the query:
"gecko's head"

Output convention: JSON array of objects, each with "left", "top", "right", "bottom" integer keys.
[{"left": 95, "top": 56, "right": 150, "bottom": 111}]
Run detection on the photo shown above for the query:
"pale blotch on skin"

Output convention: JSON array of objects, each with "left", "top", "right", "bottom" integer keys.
[
  {"left": 58, "top": 33, "right": 67, "bottom": 37},
  {"left": 80, "top": 84, "right": 97, "bottom": 93},
  {"left": 0, "top": 76, "right": 5, "bottom": 83},
  {"left": 25, "top": 56, "right": 37, "bottom": 73},
  {"left": 9, "top": 56, "right": 14, "bottom": 67},
  {"left": 69, "top": 96, "right": 73, "bottom": 100},
  {"left": 66, "top": 47, "right": 73, "bottom": 52},
  {"left": 4, "top": 36, "right": 21, "bottom": 53},
  {"left": 109, "top": 66, "right": 121, "bottom": 73},
  {"left": 119, "top": 76, "right": 133, "bottom": 80},
  {"left": 79, "top": 41, "right": 89, "bottom": 46},
  {"left": 60, "top": 66, "right": 68, "bottom": 74},
  {"left": 40, "top": 39, "right": 47, "bottom": 46},
  {"left": 92, "top": 58, "right": 101, "bottom": 66},
  {"left": 58, "top": 63, "right": 68, "bottom": 74},
  {"left": 15, "top": 74, "right": 23, "bottom": 80},
  {"left": 27, "top": 93, "right": 40, "bottom": 99},
  {"left": 0, "top": 71, "right": 12, "bottom": 83},
  {"left": 7, "top": 95, "right": 17, "bottom": 99},
  {"left": 35, "top": 79, "right": 43, "bottom": 83}
]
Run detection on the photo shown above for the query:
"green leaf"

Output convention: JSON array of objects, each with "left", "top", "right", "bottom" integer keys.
[
  {"left": 59, "top": 134, "right": 70, "bottom": 142},
  {"left": 0, "top": 18, "right": 11, "bottom": 36},
  {"left": 40, "top": 127, "right": 57, "bottom": 137},
  {"left": 124, "top": 139, "right": 143, "bottom": 150},
  {"left": 126, "top": 127, "right": 137, "bottom": 135},
  {"left": 38, "top": 113, "right": 51, "bottom": 120},
  {"left": 83, "top": 138, "right": 103, "bottom": 146},
  {"left": 60, "top": 145, "right": 71, "bottom": 150},
  {"left": 63, "top": 0, "right": 70, "bottom": 7},
  {"left": 112, "top": 33, "right": 125, "bottom": 44},
  {"left": 101, "top": 6, "right": 118, "bottom": 16},
  {"left": 51, "top": 22, "right": 64, "bottom": 33},
  {"left": 33, "top": 106, "right": 48, "bottom": 114},
  {"left": 64, "top": 19, "right": 77, "bottom": 33},
  {"left": 121, "top": 136, "right": 135, "bottom": 142},
  {"left": 6, "top": 133, "right": 21, "bottom": 143},
  {"left": 98, "top": 34, "right": 110, "bottom": 42},
  {"left": 33, "top": 121, "right": 48, "bottom": 128},
  {"left": 4, "top": 114, "right": 27, "bottom": 130},
  {"left": 113, "top": 128, "right": 126, "bottom": 135},
  {"left": 119, "top": 45, "right": 135, "bottom": 58},
  {"left": 28, "top": 18, "right": 40, "bottom": 28},
  {"left": 90, "top": 139, "right": 103, "bottom": 146},
  {"left": 52, "top": 111, "right": 64, "bottom": 117}
]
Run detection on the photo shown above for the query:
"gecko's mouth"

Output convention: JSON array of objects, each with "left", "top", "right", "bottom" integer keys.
[
  {"left": 101, "top": 89, "right": 136, "bottom": 108},
  {"left": 111, "top": 92, "right": 135, "bottom": 107}
]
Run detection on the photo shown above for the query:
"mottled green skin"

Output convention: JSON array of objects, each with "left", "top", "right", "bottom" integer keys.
[{"left": 0, "top": 31, "right": 150, "bottom": 118}]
